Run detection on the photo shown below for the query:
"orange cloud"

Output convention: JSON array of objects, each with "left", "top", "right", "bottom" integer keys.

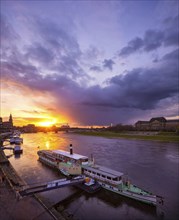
[{"left": 1, "top": 80, "right": 71, "bottom": 126}]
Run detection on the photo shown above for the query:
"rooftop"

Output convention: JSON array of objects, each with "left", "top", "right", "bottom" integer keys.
[
  {"left": 82, "top": 164, "right": 123, "bottom": 178},
  {"left": 150, "top": 117, "right": 167, "bottom": 122},
  {"left": 52, "top": 149, "right": 88, "bottom": 160}
]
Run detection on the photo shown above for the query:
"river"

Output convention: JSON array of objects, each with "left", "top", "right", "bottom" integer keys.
[{"left": 5, "top": 132, "right": 179, "bottom": 220}]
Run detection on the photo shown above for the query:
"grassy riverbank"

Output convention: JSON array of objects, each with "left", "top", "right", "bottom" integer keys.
[{"left": 75, "top": 131, "right": 179, "bottom": 143}]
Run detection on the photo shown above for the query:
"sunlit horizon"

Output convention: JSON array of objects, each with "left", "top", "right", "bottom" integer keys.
[
  {"left": 37, "top": 119, "right": 57, "bottom": 127},
  {"left": 1, "top": 113, "right": 179, "bottom": 129}
]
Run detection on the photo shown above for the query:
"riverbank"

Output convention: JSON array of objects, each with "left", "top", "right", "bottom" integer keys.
[
  {"left": 74, "top": 131, "right": 179, "bottom": 142},
  {"left": 0, "top": 174, "right": 56, "bottom": 220},
  {"left": 0, "top": 136, "right": 69, "bottom": 220},
  {"left": 0, "top": 148, "right": 59, "bottom": 220}
]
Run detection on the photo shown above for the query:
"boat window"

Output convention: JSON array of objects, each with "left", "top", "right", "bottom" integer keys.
[
  {"left": 82, "top": 158, "right": 88, "bottom": 162},
  {"left": 97, "top": 173, "right": 100, "bottom": 176},
  {"left": 107, "top": 176, "right": 111, "bottom": 180},
  {"left": 113, "top": 177, "right": 118, "bottom": 181},
  {"left": 92, "top": 172, "right": 96, "bottom": 174},
  {"left": 102, "top": 175, "right": 105, "bottom": 178}
]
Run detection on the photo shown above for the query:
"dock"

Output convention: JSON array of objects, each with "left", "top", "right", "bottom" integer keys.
[{"left": 19, "top": 177, "right": 85, "bottom": 196}]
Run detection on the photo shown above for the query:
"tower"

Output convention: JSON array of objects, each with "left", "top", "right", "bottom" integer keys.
[{"left": 9, "top": 114, "right": 13, "bottom": 127}]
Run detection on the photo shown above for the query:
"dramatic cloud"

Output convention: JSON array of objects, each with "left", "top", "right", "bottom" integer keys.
[
  {"left": 2, "top": 46, "right": 178, "bottom": 124},
  {"left": 119, "top": 14, "right": 179, "bottom": 57},
  {"left": 1, "top": 2, "right": 178, "bottom": 125},
  {"left": 103, "top": 59, "right": 115, "bottom": 71},
  {"left": 143, "top": 30, "right": 164, "bottom": 51},
  {"left": 82, "top": 49, "right": 178, "bottom": 110},
  {"left": 119, "top": 37, "right": 144, "bottom": 57},
  {"left": 89, "top": 59, "right": 115, "bottom": 72}
]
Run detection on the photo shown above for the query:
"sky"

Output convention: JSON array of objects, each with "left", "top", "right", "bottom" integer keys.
[{"left": 0, "top": 0, "right": 179, "bottom": 127}]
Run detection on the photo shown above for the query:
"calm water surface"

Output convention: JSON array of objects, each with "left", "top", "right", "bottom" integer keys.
[{"left": 6, "top": 132, "right": 179, "bottom": 220}]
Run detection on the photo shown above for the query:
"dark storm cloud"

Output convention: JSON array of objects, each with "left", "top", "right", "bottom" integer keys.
[
  {"left": 3, "top": 48, "right": 177, "bottom": 110},
  {"left": 103, "top": 59, "right": 115, "bottom": 71},
  {"left": 143, "top": 30, "right": 164, "bottom": 51},
  {"left": 119, "top": 14, "right": 179, "bottom": 57},
  {"left": 119, "top": 37, "right": 144, "bottom": 57},
  {"left": 90, "top": 59, "right": 115, "bottom": 72},
  {"left": 82, "top": 49, "right": 178, "bottom": 110}
]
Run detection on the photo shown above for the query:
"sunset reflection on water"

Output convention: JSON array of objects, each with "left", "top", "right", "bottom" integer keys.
[
  {"left": 6, "top": 132, "right": 179, "bottom": 220},
  {"left": 45, "top": 141, "right": 50, "bottom": 149},
  {"left": 22, "top": 132, "right": 69, "bottom": 152}
]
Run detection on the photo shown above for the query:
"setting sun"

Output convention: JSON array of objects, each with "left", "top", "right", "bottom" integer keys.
[{"left": 37, "top": 119, "right": 57, "bottom": 127}]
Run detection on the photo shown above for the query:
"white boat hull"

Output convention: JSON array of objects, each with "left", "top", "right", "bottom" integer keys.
[{"left": 99, "top": 182, "right": 157, "bottom": 206}]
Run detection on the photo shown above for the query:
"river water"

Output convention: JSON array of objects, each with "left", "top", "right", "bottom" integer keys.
[{"left": 5, "top": 132, "right": 179, "bottom": 220}]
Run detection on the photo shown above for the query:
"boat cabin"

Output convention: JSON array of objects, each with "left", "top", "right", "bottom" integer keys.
[
  {"left": 82, "top": 165, "right": 123, "bottom": 185},
  {"left": 52, "top": 150, "right": 89, "bottom": 165},
  {"left": 38, "top": 149, "right": 89, "bottom": 165}
]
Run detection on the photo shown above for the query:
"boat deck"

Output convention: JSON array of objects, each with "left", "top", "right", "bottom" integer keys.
[{"left": 122, "top": 184, "right": 152, "bottom": 196}]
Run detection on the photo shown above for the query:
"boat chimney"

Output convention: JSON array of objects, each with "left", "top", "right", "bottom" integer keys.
[{"left": 70, "top": 144, "right": 73, "bottom": 155}]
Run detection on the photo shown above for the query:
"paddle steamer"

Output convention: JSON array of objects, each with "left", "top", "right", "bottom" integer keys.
[{"left": 37, "top": 144, "right": 163, "bottom": 206}]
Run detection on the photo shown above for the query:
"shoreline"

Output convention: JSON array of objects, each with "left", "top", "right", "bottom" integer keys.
[
  {"left": 74, "top": 131, "right": 179, "bottom": 143},
  {"left": 0, "top": 141, "right": 65, "bottom": 220}
]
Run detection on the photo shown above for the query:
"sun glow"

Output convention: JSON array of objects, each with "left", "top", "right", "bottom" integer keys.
[{"left": 37, "top": 118, "right": 57, "bottom": 127}]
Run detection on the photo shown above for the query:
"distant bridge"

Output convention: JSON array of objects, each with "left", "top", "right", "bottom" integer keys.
[{"left": 19, "top": 176, "right": 85, "bottom": 197}]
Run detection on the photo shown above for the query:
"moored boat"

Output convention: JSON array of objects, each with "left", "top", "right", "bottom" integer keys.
[
  {"left": 10, "top": 136, "right": 23, "bottom": 144},
  {"left": 37, "top": 144, "right": 163, "bottom": 206},
  {"left": 37, "top": 144, "right": 89, "bottom": 175},
  {"left": 37, "top": 144, "right": 100, "bottom": 193},
  {"left": 13, "top": 145, "right": 23, "bottom": 154},
  {"left": 82, "top": 164, "right": 163, "bottom": 206}
]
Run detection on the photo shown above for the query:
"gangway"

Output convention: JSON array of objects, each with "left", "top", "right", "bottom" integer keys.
[{"left": 19, "top": 176, "right": 85, "bottom": 197}]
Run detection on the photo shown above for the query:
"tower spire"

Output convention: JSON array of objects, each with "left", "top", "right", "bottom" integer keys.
[{"left": 9, "top": 113, "right": 13, "bottom": 127}]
